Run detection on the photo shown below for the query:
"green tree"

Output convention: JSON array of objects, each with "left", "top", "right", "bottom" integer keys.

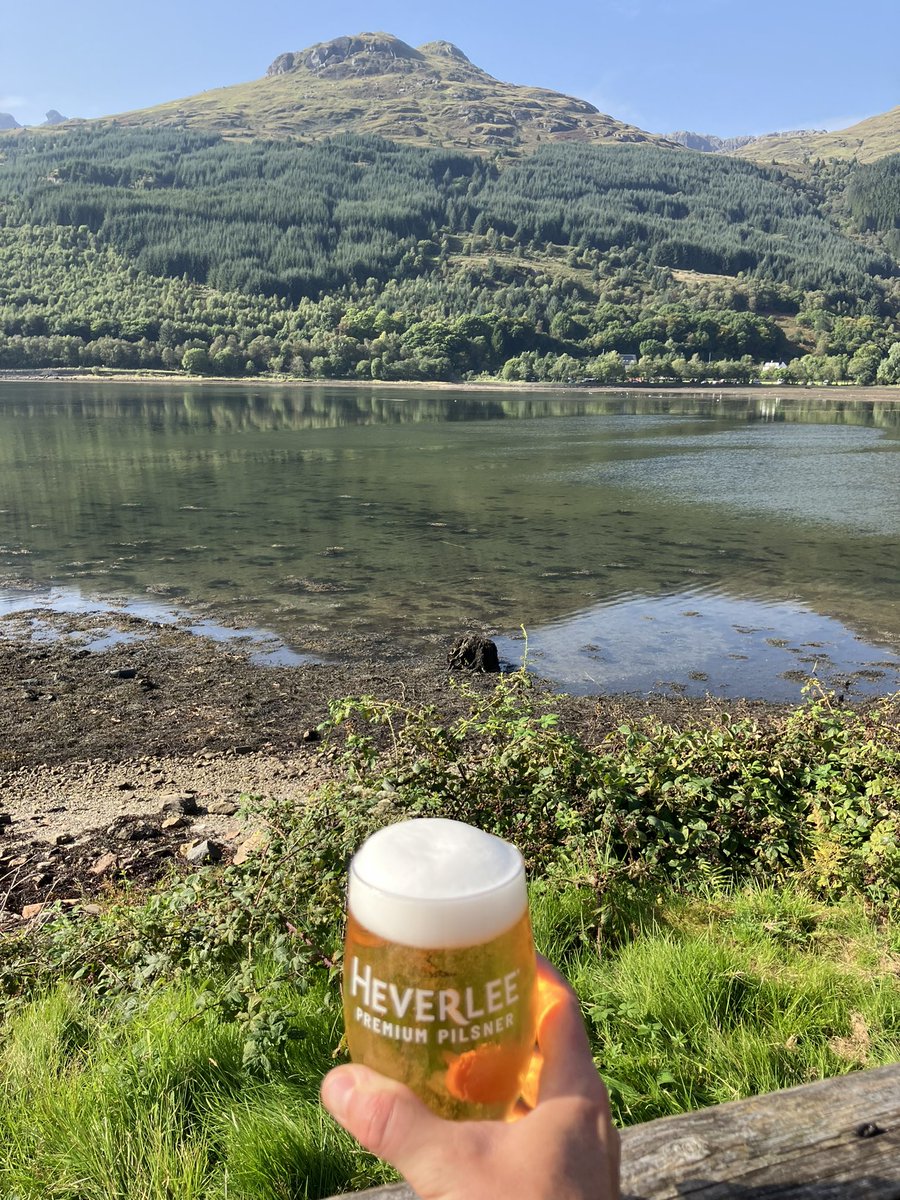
[
  {"left": 182, "top": 347, "right": 211, "bottom": 375},
  {"left": 876, "top": 342, "right": 900, "bottom": 385},
  {"left": 848, "top": 344, "right": 883, "bottom": 386}
]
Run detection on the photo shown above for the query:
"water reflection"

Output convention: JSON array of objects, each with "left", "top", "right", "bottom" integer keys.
[
  {"left": 498, "top": 592, "right": 899, "bottom": 701},
  {"left": 0, "top": 382, "right": 897, "bottom": 699},
  {"left": 0, "top": 585, "right": 318, "bottom": 667},
  {"left": 0, "top": 382, "right": 899, "bottom": 432}
]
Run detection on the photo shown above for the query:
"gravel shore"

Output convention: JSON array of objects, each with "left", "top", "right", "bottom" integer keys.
[{"left": 0, "top": 608, "right": 800, "bottom": 924}]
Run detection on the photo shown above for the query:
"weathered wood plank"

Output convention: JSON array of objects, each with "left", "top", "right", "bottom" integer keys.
[{"left": 325, "top": 1065, "right": 900, "bottom": 1199}]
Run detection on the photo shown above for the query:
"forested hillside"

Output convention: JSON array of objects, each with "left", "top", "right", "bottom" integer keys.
[
  {"left": 1, "top": 128, "right": 898, "bottom": 384},
  {"left": 475, "top": 144, "right": 889, "bottom": 294},
  {"left": 2, "top": 130, "right": 473, "bottom": 297},
  {"left": 846, "top": 154, "right": 900, "bottom": 256}
]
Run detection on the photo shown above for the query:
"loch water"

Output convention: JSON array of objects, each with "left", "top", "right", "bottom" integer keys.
[{"left": 0, "top": 382, "right": 898, "bottom": 701}]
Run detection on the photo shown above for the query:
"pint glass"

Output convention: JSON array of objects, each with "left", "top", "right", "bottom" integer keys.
[{"left": 343, "top": 817, "right": 538, "bottom": 1120}]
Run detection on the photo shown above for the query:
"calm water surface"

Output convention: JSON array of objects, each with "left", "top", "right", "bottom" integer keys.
[{"left": 0, "top": 382, "right": 898, "bottom": 700}]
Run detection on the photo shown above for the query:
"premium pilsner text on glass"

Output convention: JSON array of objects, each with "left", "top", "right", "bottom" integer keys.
[{"left": 343, "top": 818, "right": 538, "bottom": 1120}]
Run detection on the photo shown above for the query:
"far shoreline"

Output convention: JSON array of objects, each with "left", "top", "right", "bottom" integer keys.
[{"left": 0, "top": 368, "right": 898, "bottom": 406}]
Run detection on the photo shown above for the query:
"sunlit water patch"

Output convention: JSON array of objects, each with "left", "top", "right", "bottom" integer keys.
[
  {"left": 497, "top": 591, "right": 900, "bottom": 701},
  {"left": 561, "top": 425, "right": 900, "bottom": 537},
  {"left": 0, "top": 586, "right": 317, "bottom": 667}
]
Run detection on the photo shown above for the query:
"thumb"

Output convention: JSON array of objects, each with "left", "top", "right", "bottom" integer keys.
[{"left": 321, "top": 1064, "right": 458, "bottom": 1180}]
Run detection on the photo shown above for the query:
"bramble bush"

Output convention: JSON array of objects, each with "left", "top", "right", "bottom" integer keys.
[
  {"left": 3, "top": 677, "right": 897, "bottom": 1012},
  {"left": 321, "top": 677, "right": 900, "bottom": 903}
]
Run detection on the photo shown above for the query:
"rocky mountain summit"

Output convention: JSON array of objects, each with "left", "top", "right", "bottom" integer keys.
[
  {"left": 665, "top": 116, "right": 900, "bottom": 166},
  {"left": 0, "top": 109, "right": 78, "bottom": 131},
  {"left": 267, "top": 33, "right": 475, "bottom": 79},
  {"left": 99, "top": 30, "right": 673, "bottom": 152}
]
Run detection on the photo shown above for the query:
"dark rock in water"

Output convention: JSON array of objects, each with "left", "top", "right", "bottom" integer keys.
[{"left": 448, "top": 634, "right": 500, "bottom": 674}]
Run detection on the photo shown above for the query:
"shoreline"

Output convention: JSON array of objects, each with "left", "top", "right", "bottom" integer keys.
[
  {"left": 0, "top": 612, "right": 800, "bottom": 921},
  {"left": 0, "top": 609, "right": 895, "bottom": 922},
  {"left": 1, "top": 372, "right": 897, "bottom": 919},
  {"left": 0, "top": 368, "right": 898, "bottom": 405}
]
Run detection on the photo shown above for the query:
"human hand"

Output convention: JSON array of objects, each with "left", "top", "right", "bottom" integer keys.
[{"left": 321, "top": 955, "right": 620, "bottom": 1200}]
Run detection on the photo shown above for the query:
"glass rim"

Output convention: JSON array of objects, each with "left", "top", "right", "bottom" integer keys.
[{"left": 348, "top": 843, "right": 525, "bottom": 905}]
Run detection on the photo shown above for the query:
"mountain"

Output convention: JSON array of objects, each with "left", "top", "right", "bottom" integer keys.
[
  {"left": 666, "top": 130, "right": 820, "bottom": 154},
  {"left": 667, "top": 131, "right": 756, "bottom": 153},
  {"left": 0, "top": 35, "right": 896, "bottom": 386},
  {"left": 667, "top": 109, "right": 900, "bottom": 166},
  {"left": 0, "top": 113, "right": 21, "bottom": 130},
  {"left": 43, "top": 110, "right": 69, "bottom": 126},
  {"left": 98, "top": 31, "right": 675, "bottom": 152},
  {"left": 737, "top": 107, "right": 900, "bottom": 165}
]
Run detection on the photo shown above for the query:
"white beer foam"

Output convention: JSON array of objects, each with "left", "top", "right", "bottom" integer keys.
[{"left": 349, "top": 818, "right": 527, "bottom": 949}]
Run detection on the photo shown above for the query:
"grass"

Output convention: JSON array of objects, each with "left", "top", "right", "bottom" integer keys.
[
  {"left": 1, "top": 883, "right": 898, "bottom": 1198},
  {"left": 740, "top": 107, "right": 900, "bottom": 165},
  {"left": 1, "top": 678, "right": 898, "bottom": 1196},
  {"left": 533, "top": 882, "right": 900, "bottom": 1124},
  {"left": 0, "top": 979, "right": 382, "bottom": 1199}
]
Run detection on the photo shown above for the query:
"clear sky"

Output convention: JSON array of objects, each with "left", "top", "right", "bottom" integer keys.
[{"left": 1, "top": 0, "right": 897, "bottom": 136}]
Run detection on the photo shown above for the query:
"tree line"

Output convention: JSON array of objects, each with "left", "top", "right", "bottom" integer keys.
[{"left": 0, "top": 128, "right": 897, "bottom": 382}]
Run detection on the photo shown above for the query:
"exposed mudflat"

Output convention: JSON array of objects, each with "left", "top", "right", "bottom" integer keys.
[{"left": 0, "top": 608, "right": 814, "bottom": 927}]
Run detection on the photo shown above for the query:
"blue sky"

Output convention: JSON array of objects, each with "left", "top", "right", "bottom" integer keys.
[{"left": 1, "top": 0, "right": 897, "bottom": 135}]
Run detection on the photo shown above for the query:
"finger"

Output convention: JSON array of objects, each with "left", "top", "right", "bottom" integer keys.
[
  {"left": 518, "top": 1047, "right": 543, "bottom": 1111},
  {"left": 608, "top": 1122, "right": 622, "bottom": 1195},
  {"left": 321, "top": 1064, "right": 459, "bottom": 1178},
  {"left": 535, "top": 955, "right": 577, "bottom": 1029},
  {"left": 534, "top": 959, "right": 607, "bottom": 1105}
]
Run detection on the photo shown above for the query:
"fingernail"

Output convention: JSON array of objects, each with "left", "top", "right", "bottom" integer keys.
[{"left": 322, "top": 1070, "right": 356, "bottom": 1119}]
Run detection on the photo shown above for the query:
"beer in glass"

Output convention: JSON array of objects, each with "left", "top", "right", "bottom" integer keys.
[{"left": 343, "top": 817, "right": 537, "bottom": 1120}]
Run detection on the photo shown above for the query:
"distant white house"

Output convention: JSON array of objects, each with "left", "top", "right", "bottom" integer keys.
[
  {"left": 618, "top": 353, "right": 638, "bottom": 365},
  {"left": 763, "top": 361, "right": 788, "bottom": 371}
]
